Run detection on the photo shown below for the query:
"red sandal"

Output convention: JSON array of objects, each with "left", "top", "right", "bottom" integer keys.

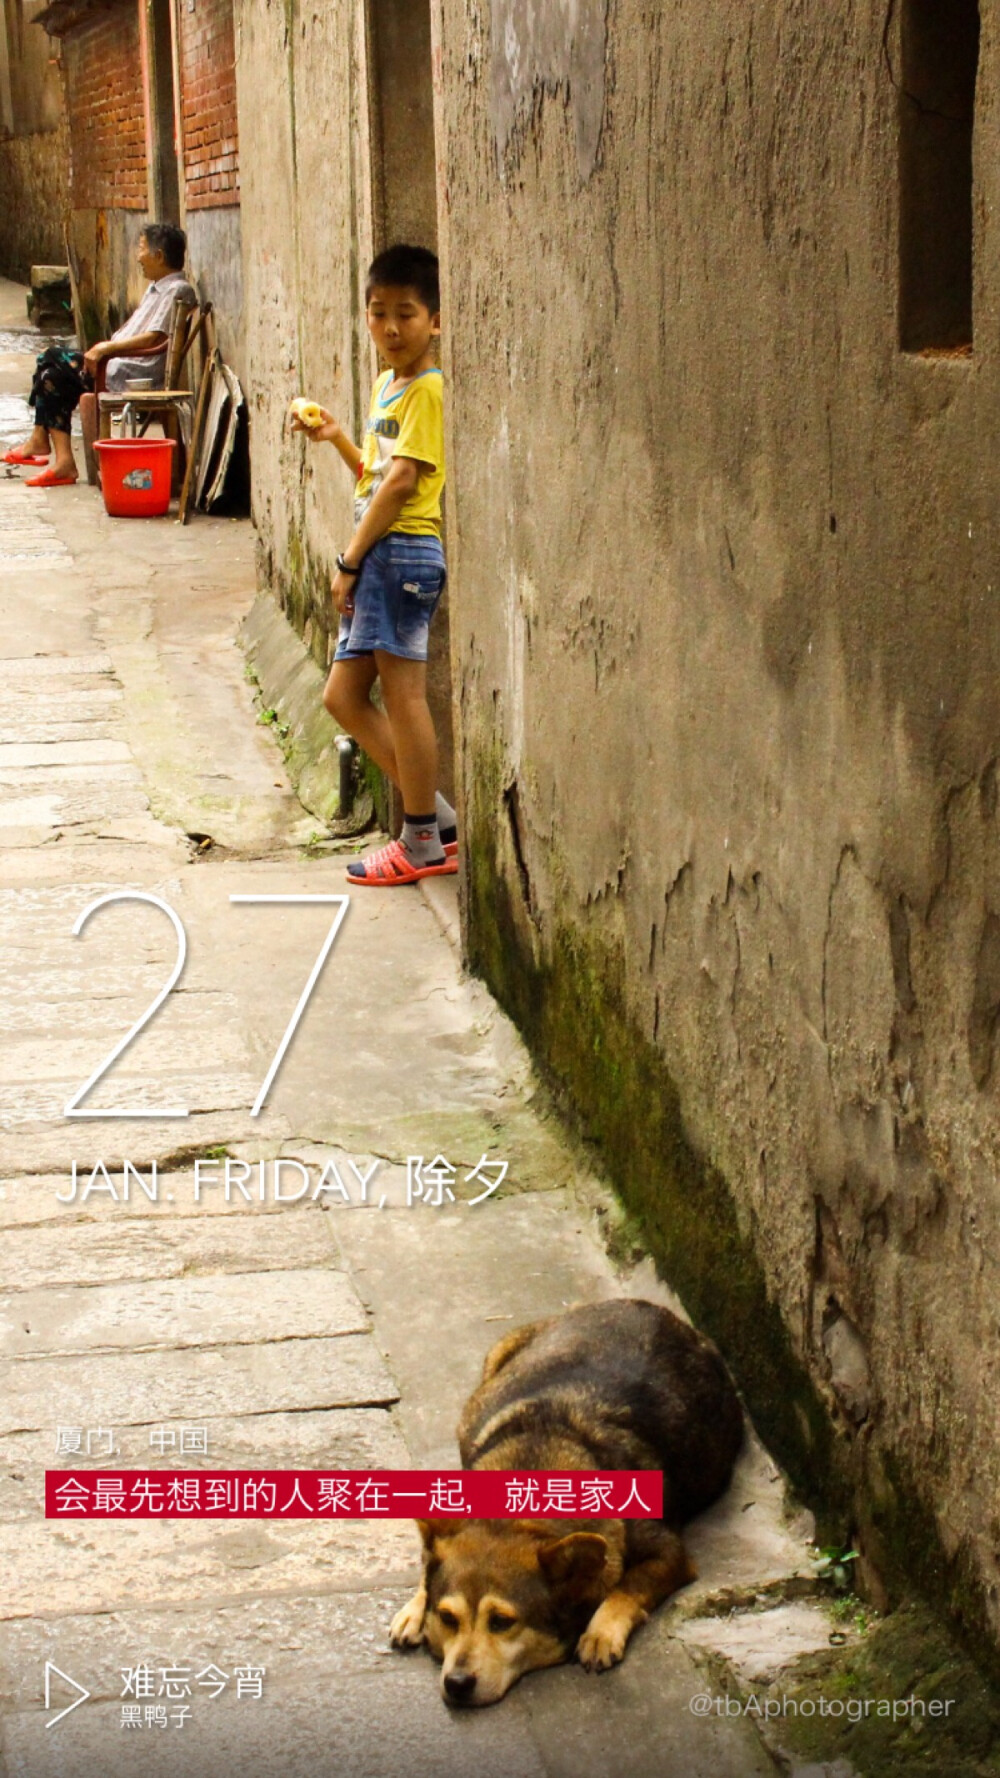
[
  {"left": 346, "top": 838, "right": 458, "bottom": 886},
  {"left": 25, "top": 467, "right": 78, "bottom": 487},
  {"left": 3, "top": 448, "right": 50, "bottom": 466}
]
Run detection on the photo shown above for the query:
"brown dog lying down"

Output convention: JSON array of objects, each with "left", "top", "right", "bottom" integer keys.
[{"left": 390, "top": 1298, "right": 743, "bottom": 1706}]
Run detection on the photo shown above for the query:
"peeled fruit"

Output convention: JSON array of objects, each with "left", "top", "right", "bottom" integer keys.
[{"left": 290, "top": 397, "right": 324, "bottom": 428}]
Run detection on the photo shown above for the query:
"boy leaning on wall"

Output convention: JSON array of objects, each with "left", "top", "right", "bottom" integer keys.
[{"left": 294, "top": 243, "right": 457, "bottom": 885}]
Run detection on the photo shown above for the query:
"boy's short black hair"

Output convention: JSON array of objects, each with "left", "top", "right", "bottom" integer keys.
[
  {"left": 366, "top": 244, "right": 439, "bottom": 313},
  {"left": 142, "top": 223, "right": 187, "bottom": 271}
]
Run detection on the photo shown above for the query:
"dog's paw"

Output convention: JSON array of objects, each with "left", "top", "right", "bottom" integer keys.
[
  {"left": 389, "top": 1591, "right": 427, "bottom": 1648},
  {"left": 576, "top": 1597, "right": 639, "bottom": 1672}
]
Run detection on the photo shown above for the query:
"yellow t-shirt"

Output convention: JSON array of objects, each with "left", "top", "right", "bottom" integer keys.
[{"left": 355, "top": 367, "right": 445, "bottom": 536}]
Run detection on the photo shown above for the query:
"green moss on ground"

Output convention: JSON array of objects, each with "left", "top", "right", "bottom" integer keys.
[
  {"left": 862, "top": 1453, "right": 999, "bottom": 1682},
  {"left": 758, "top": 1603, "right": 1000, "bottom": 1776}
]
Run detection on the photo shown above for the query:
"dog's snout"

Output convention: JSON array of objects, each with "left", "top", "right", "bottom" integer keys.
[{"left": 443, "top": 1670, "right": 477, "bottom": 1705}]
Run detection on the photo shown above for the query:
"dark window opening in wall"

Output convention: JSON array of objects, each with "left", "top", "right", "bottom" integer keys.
[
  {"left": 146, "top": 0, "right": 180, "bottom": 224},
  {"left": 366, "top": 0, "right": 437, "bottom": 254},
  {"left": 898, "top": 0, "right": 980, "bottom": 353}
]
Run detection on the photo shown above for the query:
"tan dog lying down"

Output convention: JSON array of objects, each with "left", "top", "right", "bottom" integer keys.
[{"left": 390, "top": 1298, "right": 743, "bottom": 1706}]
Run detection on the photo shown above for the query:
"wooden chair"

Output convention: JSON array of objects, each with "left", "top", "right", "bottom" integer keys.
[{"left": 80, "top": 296, "right": 203, "bottom": 488}]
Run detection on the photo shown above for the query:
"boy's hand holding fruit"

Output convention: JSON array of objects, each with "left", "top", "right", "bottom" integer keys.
[{"left": 289, "top": 397, "right": 342, "bottom": 444}]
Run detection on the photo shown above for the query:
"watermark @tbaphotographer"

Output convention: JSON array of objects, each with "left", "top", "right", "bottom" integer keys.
[{"left": 689, "top": 1692, "right": 956, "bottom": 1723}]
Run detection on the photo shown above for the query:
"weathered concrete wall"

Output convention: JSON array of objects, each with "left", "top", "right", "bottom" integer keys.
[
  {"left": 235, "top": 0, "right": 453, "bottom": 806},
  {"left": 0, "top": 119, "right": 68, "bottom": 281},
  {"left": 235, "top": 0, "right": 370, "bottom": 671},
  {"left": 0, "top": 0, "right": 68, "bottom": 280},
  {"left": 185, "top": 203, "right": 242, "bottom": 374},
  {"left": 65, "top": 206, "right": 146, "bottom": 340},
  {"left": 433, "top": 0, "right": 1000, "bottom": 1668},
  {"left": 367, "top": 0, "right": 437, "bottom": 248},
  {"left": 2, "top": 0, "right": 62, "bottom": 135}
]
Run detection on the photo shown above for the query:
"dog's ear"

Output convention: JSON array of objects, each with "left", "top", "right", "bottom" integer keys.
[
  {"left": 537, "top": 1532, "right": 608, "bottom": 1589},
  {"left": 416, "top": 1517, "right": 461, "bottom": 1551}
]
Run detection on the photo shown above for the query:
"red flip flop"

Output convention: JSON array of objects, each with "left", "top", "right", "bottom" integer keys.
[
  {"left": 347, "top": 838, "right": 458, "bottom": 886},
  {"left": 3, "top": 449, "right": 50, "bottom": 466},
  {"left": 25, "top": 468, "right": 78, "bottom": 487}
]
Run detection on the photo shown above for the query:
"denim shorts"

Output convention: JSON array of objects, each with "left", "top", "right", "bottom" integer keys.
[{"left": 334, "top": 533, "right": 446, "bottom": 662}]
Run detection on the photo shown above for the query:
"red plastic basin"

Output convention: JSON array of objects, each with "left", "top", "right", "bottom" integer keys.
[{"left": 94, "top": 438, "right": 176, "bottom": 517}]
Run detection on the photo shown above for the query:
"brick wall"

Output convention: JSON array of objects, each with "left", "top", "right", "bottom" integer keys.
[
  {"left": 63, "top": 6, "right": 147, "bottom": 210},
  {"left": 178, "top": 0, "right": 239, "bottom": 209}
]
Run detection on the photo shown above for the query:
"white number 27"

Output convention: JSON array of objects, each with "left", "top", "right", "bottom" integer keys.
[{"left": 63, "top": 892, "right": 349, "bottom": 1120}]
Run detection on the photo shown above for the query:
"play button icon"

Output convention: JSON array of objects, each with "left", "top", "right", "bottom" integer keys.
[{"left": 44, "top": 1662, "right": 90, "bottom": 1728}]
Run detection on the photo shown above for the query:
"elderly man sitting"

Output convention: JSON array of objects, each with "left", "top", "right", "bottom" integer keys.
[{"left": 4, "top": 223, "right": 195, "bottom": 488}]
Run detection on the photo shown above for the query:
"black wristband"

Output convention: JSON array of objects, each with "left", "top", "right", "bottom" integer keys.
[{"left": 336, "top": 553, "right": 361, "bottom": 575}]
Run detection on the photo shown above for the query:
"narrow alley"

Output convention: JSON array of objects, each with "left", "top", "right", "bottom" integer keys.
[
  {"left": 0, "top": 281, "right": 833, "bottom": 1777},
  {"left": 4, "top": 0, "right": 1000, "bottom": 1767}
]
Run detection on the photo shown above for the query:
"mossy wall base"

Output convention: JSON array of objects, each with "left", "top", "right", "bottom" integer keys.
[
  {"left": 464, "top": 785, "right": 1000, "bottom": 1688},
  {"left": 466, "top": 793, "right": 844, "bottom": 1519}
]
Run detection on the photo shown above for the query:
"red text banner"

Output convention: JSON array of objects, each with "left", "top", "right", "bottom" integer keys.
[{"left": 46, "top": 1469, "right": 663, "bottom": 1519}]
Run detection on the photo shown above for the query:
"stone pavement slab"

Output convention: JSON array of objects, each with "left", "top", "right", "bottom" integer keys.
[
  {"left": 0, "top": 652, "right": 115, "bottom": 677},
  {"left": 0, "top": 1666, "right": 551, "bottom": 1778},
  {"left": 0, "top": 1266, "right": 366, "bottom": 1357},
  {"left": 675, "top": 1601, "right": 855, "bottom": 1685},
  {"left": 3, "top": 1407, "right": 409, "bottom": 1518},
  {"left": 0, "top": 720, "right": 125, "bottom": 744},
  {"left": 3, "top": 1516, "right": 418, "bottom": 1620},
  {"left": 1, "top": 1108, "right": 283, "bottom": 1175},
  {"left": 0, "top": 785, "right": 151, "bottom": 828},
  {"left": 0, "top": 1589, "right": 426, "bottom": 1707},
  {"left": 0, "top": 740, "right": 133, "bottom": 768},
  {"left": 0, "top": 1209, "right": 336, "bottom": 1291},
  {"left": 3, "top": 1014, "right": 250, "bottom": 1084},
  {"left": 0, "top": 763, "right": 141, "bottom": 787},
  {"left": 0, "top": 1172, "right": 303, "bottom": 1225},
  {"left": 0, "top": 1332, "right": 397, "bottom": 1434}
]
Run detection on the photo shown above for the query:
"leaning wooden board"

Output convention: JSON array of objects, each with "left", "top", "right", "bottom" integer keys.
[{"left": 178, "top": 305, "right": 215, "bottom": 525}]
